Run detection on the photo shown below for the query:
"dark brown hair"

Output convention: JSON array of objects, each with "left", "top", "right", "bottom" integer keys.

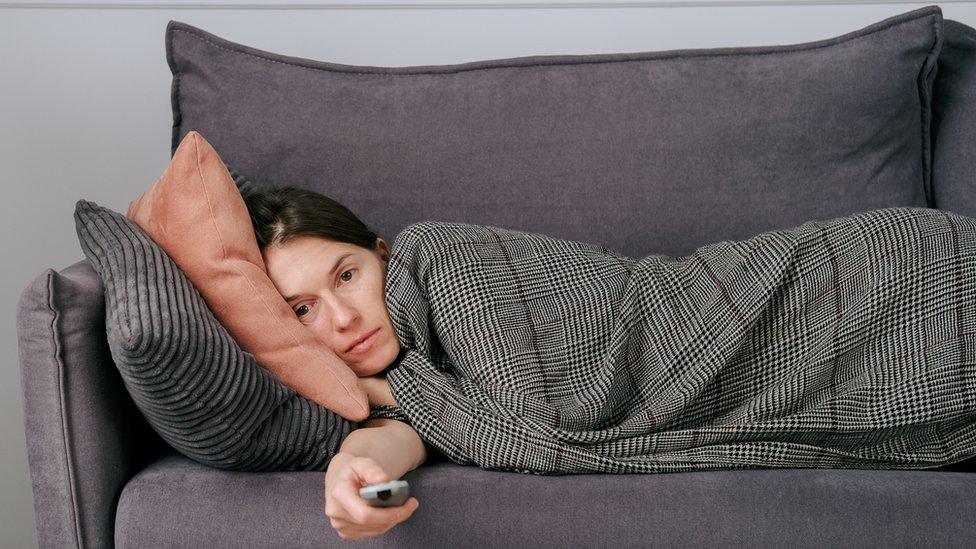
[{"left": 240, "top": 185, "right": 381, "bottom": 252}]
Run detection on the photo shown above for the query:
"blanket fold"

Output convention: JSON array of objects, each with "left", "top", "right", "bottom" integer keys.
[{"left": 377, "top": 207, "right": 976, "bottom": 474}]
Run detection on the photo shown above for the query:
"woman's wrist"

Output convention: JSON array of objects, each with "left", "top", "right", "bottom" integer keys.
[{"left": 335, "top": 420, "right": 424, "bottom": 480}]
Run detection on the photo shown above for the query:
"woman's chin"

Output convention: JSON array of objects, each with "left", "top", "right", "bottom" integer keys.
[
  {"left": 353, "top": 345, "right": 397, "bottom": 377},
  {"left": 356, "top": 365, "right": 386, "bottom": 377}
]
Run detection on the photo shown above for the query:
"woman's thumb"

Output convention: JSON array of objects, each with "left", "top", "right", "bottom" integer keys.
[{"left": 355, "top": 458, "right": 388, "bottom": 484}]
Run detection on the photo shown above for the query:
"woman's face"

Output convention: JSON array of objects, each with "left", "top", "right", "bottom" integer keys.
[{"left": 263, "top": 235, "right": 400, "bottom": 378}]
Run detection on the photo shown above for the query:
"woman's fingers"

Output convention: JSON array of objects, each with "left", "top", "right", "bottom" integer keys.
[
  {"left": 332, "top": 458, "right": 394, "bottom": 523},
  {"left": 335, "top": 501, "right": 420, "bottom": 540},
  {"left": 334, "top": 485, "right": 415, "bottom": 526},
  {"left": 331, "top": 496, "right": 420, "bottom": 539}
]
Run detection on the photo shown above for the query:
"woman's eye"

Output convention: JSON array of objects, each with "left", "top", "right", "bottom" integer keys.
[{"left": 292, "top": 270, "right": 356, "bottom": 319}]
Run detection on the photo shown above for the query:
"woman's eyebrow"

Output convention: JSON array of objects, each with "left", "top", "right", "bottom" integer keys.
[{"left": 283, "top": 252, "right": 354, "bottom": 303}]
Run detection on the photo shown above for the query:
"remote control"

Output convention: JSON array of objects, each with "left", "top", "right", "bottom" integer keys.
[{"left": 359, "top": 479, "right": 410, "bottom": 507}]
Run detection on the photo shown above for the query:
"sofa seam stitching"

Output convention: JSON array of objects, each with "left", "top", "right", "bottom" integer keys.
[
  {"left": 45, "top": 270, "right": 84, "bottom": 549},
  {"left": 168, "top": 9, "right": 936, "bottom": 77},
  {"left": 919, "top": 13, "right": 945, "bottom": 208},
  {"left": 166, "top": 23, "right": 183, "bottom": 158}
]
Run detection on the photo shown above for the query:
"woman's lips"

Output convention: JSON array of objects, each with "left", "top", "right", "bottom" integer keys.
[{"left": 347, "top": 328, "right": 381, "bottom": 354}]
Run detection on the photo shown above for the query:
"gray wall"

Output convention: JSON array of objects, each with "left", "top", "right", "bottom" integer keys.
[{"left": 3, "top": 1, "right": 975, "bottom": 546}]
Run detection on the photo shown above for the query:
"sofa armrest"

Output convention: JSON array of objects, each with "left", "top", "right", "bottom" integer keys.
[{"left": 17, "top": 259, "right": 166, "bottom": 548}]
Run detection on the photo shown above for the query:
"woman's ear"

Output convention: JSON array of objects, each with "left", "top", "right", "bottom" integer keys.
[{"left": 376, "top": 237, "right": 391, "bottom": 262}]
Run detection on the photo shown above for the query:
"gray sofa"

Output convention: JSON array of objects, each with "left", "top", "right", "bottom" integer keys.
[{"left": 17, "top": 8, "right": 976, "bottom": 548}]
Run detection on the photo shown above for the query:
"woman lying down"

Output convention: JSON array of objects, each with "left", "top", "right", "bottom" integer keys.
[{"left": 243, "top": 186, "right": 976, "bottom": 540}]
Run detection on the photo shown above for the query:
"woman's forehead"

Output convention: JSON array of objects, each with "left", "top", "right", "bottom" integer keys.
[{"left": 263, "top": 236, "right": 358, "bottom": 282}]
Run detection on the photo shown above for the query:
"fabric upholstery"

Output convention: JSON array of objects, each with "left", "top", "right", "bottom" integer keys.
[
  {"left": 931, "top": 19, "right": 976, "bottom": 217},
  {"left": 17, "top": 260, "right": 164, "bottom": 548},
  {"left": 166, "top": 6, "right": 942, "bottom": 259},
  {"left": 127, "top": 130, "right": 368, "bottom": 422},
  {"left": 74, "top": 200, "right": 355, "bottom": 471},
  {"left": 114, "top": 452, "right": 976, "bottom": 548}
]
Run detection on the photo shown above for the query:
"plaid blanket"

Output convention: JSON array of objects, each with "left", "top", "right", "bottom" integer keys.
[{"left": 373, "top": 207, "right": 976, "bottom": 475}]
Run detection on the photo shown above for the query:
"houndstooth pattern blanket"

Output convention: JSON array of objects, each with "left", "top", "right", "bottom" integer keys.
[{"left": 370, "top": 207, "right": 976, "bottom": 475}]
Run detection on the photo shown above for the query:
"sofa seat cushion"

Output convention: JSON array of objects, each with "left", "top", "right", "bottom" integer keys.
[{"left": 116, "top": 452, "right": 976, "bottom": 548}]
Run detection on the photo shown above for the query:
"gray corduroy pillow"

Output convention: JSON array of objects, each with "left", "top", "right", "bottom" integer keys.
[{"left": 73, "top": 199, "right": 355, "bottom": 471}]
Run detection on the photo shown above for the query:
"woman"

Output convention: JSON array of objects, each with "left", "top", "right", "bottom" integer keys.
[
  {"left": 244, "top": 185, "right": 976, "bottom": 540},
  {"left": 243, "top": 186, "right": 423, "bottom": 541}
]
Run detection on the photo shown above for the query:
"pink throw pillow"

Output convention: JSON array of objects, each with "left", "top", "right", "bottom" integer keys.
[{"left": 126, "top": 130, "right": 369, "bottom": 421}]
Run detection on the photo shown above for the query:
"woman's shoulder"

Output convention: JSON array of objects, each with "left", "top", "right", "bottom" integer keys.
[
  {"left": 392, "top": 220, "right": 496, "bottom": 250},
  {"left": 392, "top": 220, "right": 626, "bottom": 258},
  {"left": 397, "top": 220, "right": 483, "bottom": 238},
  {"left": 395, "top": 219, "right": 568, "bottom": 243}
]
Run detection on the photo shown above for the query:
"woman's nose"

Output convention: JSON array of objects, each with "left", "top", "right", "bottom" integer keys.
[{"left": 327, "top": 299, "right": 360, "bottom": 327}]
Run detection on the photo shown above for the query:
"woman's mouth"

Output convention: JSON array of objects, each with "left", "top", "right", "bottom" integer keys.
[{"left": 347, "top": 328, "right": 381, "bottom": 354}]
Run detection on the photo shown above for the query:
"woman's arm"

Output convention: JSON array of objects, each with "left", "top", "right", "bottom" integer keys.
[{"left": 333, "top": 418, "right": 426, "bottom": 480}]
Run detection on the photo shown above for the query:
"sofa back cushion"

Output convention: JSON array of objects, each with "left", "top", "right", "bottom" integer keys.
[
  {"left": 166, "top": 5, "right": 943, "bottom": 258},
  {"left": 932, "top": 19, "right": 976, "bottom": 218}
]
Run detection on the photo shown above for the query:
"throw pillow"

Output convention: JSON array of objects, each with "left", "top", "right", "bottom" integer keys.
[
  {"left": 126, "top": 130, "right": 369, "bottom": 421},
  {"left": 74, "top": 200, "right": 355, "bottom": 471}
]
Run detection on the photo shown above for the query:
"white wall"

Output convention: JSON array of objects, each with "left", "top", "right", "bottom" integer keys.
[{"left": 3, "top": 1, "right": 975, "bottom": 546}]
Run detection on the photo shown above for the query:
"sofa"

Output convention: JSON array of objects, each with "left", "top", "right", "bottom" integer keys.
[{"left": 17, "top": 6, "right": 976, "bottom": 547}]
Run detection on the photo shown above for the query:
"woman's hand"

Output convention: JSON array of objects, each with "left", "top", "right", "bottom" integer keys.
[
  {"left": 324, "top": 452, "right": 420, "bottom": 540},
  {"left": 359, "top": 374, "right": 398, "bottom": 406}
]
